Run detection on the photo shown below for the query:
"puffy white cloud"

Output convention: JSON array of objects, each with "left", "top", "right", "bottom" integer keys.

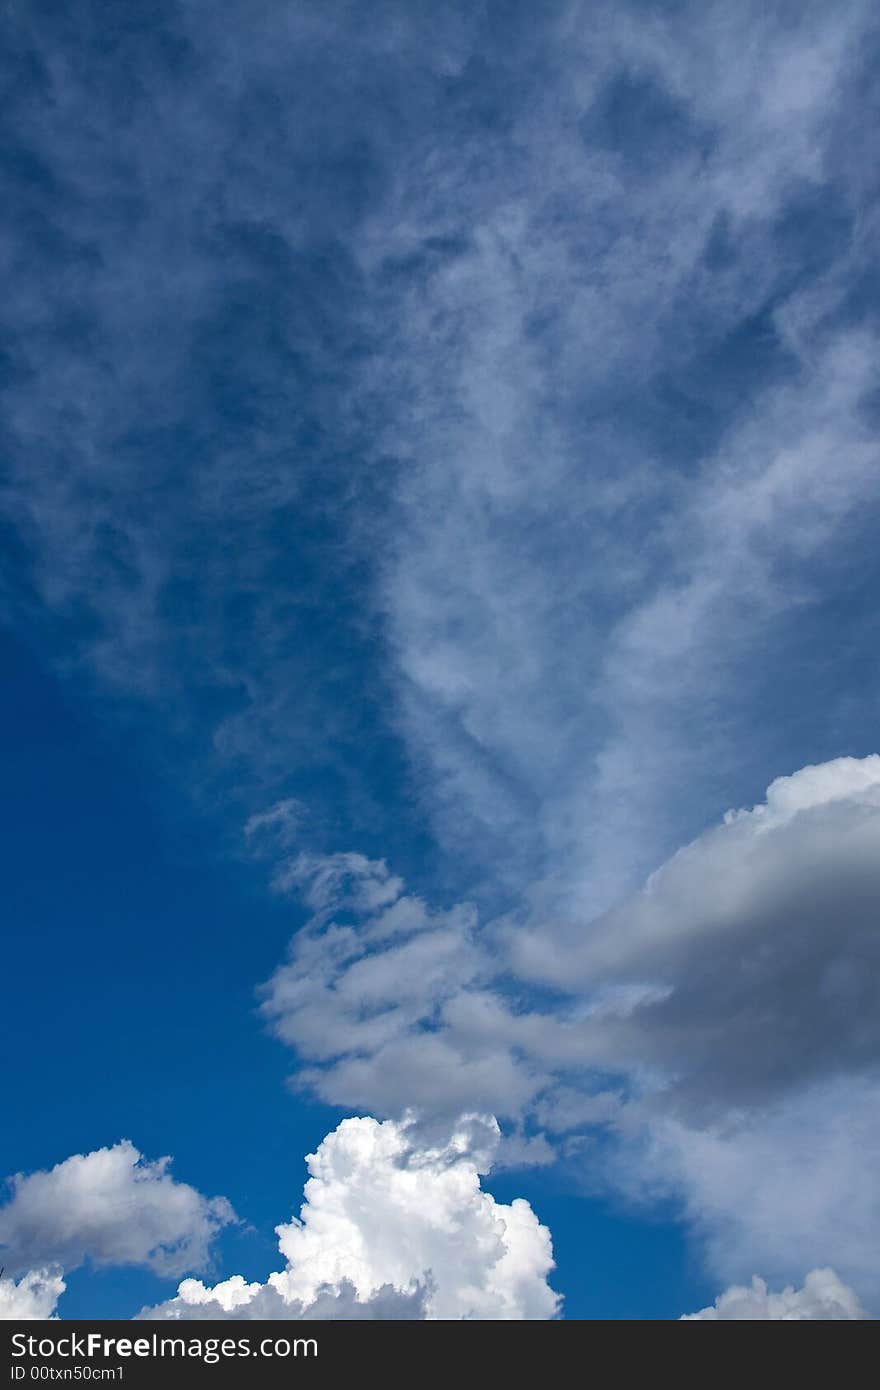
[
  {"left": 682, "top": 1268, "right": 866, "bottom": 1320},
  {"left": 0, "top": 1142, "right": 234, "bottom": 1279},
  {"left": 0, "top": 1270, "right": 65, "bottom": 1320},
  {"left": 141, "top": 1115, "right": 560, "bottom": 1321}
]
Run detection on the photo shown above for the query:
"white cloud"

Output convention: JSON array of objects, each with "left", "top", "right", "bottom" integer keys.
[
  {"left": 681, "top": 1268, "right": 866, "bottom": 1320},
  {"left": 141, "top": 1115, "right": 560, "bottom": 1321},
  {"left": 0, "top": 1142, "right": 234, "bottom": 1279},
  {"left": 0, "top": 1270, "right": 65, "bottom": 1320}
]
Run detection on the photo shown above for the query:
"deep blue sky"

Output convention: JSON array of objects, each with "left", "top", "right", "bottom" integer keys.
[{"left": 2, "top": 0, "right": 880, "bottom": 1321}]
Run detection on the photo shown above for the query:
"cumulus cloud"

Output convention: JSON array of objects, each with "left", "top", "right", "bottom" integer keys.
[
  {"left": 681, "top": 1268, "right": 866, "bottom": 1320},
  {"left": 0, "top": 1142, "right": 234, "bottom": 1279},
  {"left": 141, "top": 1115, "right": 560, "bottom": 1321},
  {"left": 0, "top": 1270, "right": 65, "bottom": 1320}
]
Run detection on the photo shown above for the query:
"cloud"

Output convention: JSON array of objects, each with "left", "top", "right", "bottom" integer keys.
[
  {"left": 509, "top": 755, "right": 880, "bottom": 1114},
  {"left": 259, "top": 853, "right": 527, "bottom": 1117},
  {"left": 681, "top": 1268, "right": 866, "bottom": 1320},
  {"left": 141, "top": 1115, "right": 560, "bottom": 1321},
  {"left": 0, "top": 1270, "right": 65, "bottom": 1320},
  {"left": 0, "top": 1142, "right": 234, "bottom": 1279}
]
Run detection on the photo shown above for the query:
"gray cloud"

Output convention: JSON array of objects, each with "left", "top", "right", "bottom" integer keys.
[{"left": 509, "top": 756, "right": 880, "bottom": 1115}]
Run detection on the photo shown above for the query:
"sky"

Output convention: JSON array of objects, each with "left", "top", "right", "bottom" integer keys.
[{"left": 1, "top": 0, "right": 879, "bottom": 1322}]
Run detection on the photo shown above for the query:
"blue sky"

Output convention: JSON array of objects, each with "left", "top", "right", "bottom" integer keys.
[{"left": 1, "top": 0, "right": 879, "bottom": 1321}]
